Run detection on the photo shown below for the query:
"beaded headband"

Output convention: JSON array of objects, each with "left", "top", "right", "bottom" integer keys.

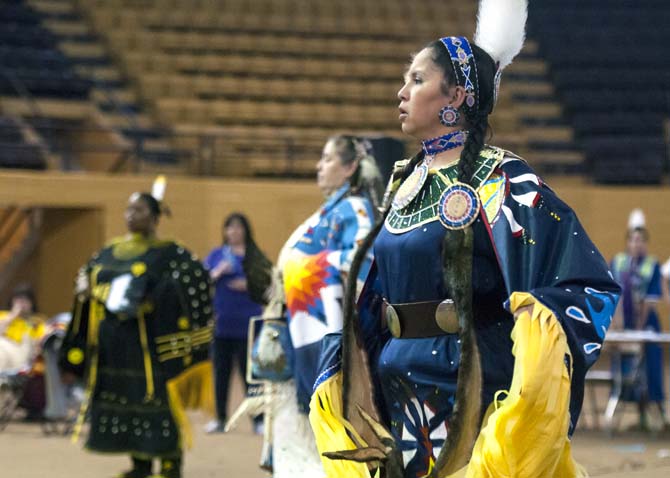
[{"left": 439, "top": 36, "right": 479, "bottom": 116}]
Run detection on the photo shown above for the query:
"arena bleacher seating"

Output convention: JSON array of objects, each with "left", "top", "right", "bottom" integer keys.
[
  {"left": 0, "top": 0, "right": 90, "bottom": 100},
  {"left": 7, "top": 0, "right": 662, "bottom": 180},
  {"left": 528, "top": 0, "right": 670, "bottom": 184},
  {"left": 72, "top": 0, "right": 551, "bottom": 176},
  {"left": 0, "top": 116, "right": 46, "bottom": 170}
]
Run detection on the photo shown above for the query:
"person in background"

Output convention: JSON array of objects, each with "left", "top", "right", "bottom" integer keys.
[
  {"left": 59, "top": 184, "right": 213, "bottom": 478},
  {"left": 661, "top": 255, "right": 670, "bottom": 431},
  {"left": 41, "top": 312, "right": 83, "bottom": 426},
  {"left": 274, "top": 134, "right": 382, "bottom": 478},
  {"left": 0, "top": 284, "right": 47, "bottom": 419},
  {"left": 203, "top": 213, "right": 264, "bottom": 434},
  {"left": 230, "top": 134, "right": 382, "bottom": 478},
  {"left": 0, "top": 284, "right": 46, "bottom": 371},
  {"left": 611, "top": 209, "right": 666, "bottom": 430}
]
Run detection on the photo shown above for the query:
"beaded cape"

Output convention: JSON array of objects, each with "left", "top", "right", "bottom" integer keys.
[{"left": 385, "top": 146, "right": 504, "bottom": 233}]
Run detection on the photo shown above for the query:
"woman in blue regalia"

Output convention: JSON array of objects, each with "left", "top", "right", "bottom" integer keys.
[
  {"left": 610, "top": 210, "right": 666, "bottom": 430},
  {"left": 241, "top": 135, "right": 383, "bottom": 478},
  {"left": 309, "top": 1, "right": 621, "bottom": 477},
  {"left": 284, "top": 135, "right": 383, "bottom": 414}
]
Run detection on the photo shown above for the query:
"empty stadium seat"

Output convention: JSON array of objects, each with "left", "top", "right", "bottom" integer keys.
[{"left": 528, "top": 0, "right": 670, "bottom": 181}]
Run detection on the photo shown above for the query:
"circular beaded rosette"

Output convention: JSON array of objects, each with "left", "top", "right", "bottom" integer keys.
[
  {"left": 438, "top": 182, "right": 481, "bottom": 230},
  {"left": 392, "top": 163, "right": 429, "bottom": 211},
  {"left": 439, "top": 106, "right": 460, "bottom": 127}
]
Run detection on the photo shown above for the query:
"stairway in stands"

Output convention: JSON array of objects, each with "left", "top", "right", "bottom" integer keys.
[
  {"left": 528, "top": 0, "right": 670, "bottom": 184},
  {"left": 26, "top": 0, "right": 186, "bottom": 172},
  {"left": 0, "top": 117, "right": 49, "bottom": 170},
  {"left": 0, "top": 207, "right": 42, "bottom": 294},
  {"left": 1, "top": 0, "right": 87, "bottom": 169},
  {"left": 505, "top": 40, "right": 584, "bottom": 174}
]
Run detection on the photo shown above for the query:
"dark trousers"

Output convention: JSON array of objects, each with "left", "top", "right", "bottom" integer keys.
[{"left": 211, "top": 337, "right": 248, "bottom": 422}]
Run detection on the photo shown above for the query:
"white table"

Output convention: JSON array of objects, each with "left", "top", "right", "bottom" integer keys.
[
  {"left": 591, "top": 330, "right": 670, "bottom": 431},
  {"left": 604, "top": 330, "right": 670, "bottom": 345}
]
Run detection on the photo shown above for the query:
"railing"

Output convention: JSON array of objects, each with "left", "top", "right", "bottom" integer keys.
[
  {"left": 0, "top": 115, "right": 563, "bottom": 179},
  {"left": 0, "top": 119, "right": 366, "bottom": 177},
  {"left": 0, "top": 65, "right": 141, "bottom": 170},
  {"left": 0, "top": 207, "right": 42, "bottom": 294},
  {"left": 0, "top": 66, "right": 60, "bottom": 166},
  {"left": 0, "top": 68, "right": 44, "bottom": 120}
]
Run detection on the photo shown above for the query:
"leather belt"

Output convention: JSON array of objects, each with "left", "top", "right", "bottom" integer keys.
[{"left": 382, "top": 298, "right": 459, "bottom": 339}]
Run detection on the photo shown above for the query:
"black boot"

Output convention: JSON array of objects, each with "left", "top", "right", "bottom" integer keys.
[
  {"left": 155, "top": 456, "right": 181, "bottom": 478},
  {"left": 116, "top": 456, "right": 152, "bottom": 478}
]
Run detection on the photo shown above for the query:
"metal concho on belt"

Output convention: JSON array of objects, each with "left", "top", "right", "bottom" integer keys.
[
  {"left": 385, "top": 299, "right": 459, "bottom": 338},
  {"left": 438, "top": 182, "right": 480, "bottom": 230},
  {"left": 385, "top": 303, "right": 402, "bottom": 338},
  {"left": 435, "top": 299, "right": 459, "bottom": 334}
]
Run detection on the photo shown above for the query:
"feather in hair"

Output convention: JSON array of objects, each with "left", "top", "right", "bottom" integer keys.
[
  {"left": 151, "top": 175, "right": 167, "bottom": 201},
  {"left": 627, "top": 208, "right": 646, "bottom": 230},
  {"left": 474, "top": 0, "right": 528, "bottom": 70}
]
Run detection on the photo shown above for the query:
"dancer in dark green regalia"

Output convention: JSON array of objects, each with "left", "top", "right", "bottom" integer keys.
[{"left": 59, "top": 181, "right": 214, "bottom": 478}]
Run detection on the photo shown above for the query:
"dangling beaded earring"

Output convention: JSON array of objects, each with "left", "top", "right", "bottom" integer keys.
[{"left": 439, "top": 105, "right": 460, "bottom": 127}]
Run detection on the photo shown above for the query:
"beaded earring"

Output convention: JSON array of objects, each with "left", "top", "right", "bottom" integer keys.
[{"left": 439, "top": 105, "right": 460, "bottom": 127}]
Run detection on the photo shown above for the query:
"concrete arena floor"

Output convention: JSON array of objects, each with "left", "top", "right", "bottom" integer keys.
[
  {"left": 1, "top": 418, "right": 670, "bottom": 478},
  {"left": 1, "top": 374, "right": 670, "bottom": 478}
]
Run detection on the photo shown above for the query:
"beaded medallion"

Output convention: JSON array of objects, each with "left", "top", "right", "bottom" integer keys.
[
  {"left": 391, "top": 162, "right": 430, "bottom": 211},
  {"left": 438, "top": 183, "right": 481, "bottom": 230}
]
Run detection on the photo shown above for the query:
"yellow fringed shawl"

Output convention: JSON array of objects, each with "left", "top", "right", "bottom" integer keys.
[
  {"left": 166, "top": 360, "right": 215, "bottom": 449},
  {"left": 310, "top": 291, "right": 588, "bottom": 478},
  {"left": 310, "top": 370, "right": 372, "bottom": 478},
  {"left": 449, "top": 292, "right": 587, "bottom": 478}
]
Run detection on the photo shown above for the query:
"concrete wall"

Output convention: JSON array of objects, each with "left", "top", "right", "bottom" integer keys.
[{"left": 1, "top": 170, "right": 669, "bottom": 319}]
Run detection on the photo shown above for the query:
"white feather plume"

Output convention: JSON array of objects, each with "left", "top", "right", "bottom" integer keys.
[
  {"left": 474, "top": 0, "right": 528, "bottom": 70},
  {"left": 661, "top": 258, "right": 670, "bottom": 279},
  {"left": 151, "top": 175, "right": 166, "bottom": 201},
  {"left": 627, "top": 208, "right": 646, "bottom": 230}
]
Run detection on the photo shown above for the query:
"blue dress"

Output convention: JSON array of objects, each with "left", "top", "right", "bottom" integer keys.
[
  {"left": 375, "top": 217, "right": 514, "bottom": 473},
  {"left": 283, "top": 182, "right": 376, "bottom": 410}
]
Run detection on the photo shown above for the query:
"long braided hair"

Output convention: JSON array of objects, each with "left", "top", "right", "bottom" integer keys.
[
  {"left": 347, "top": 41, "right": 500, "bottom": 284},
  {"left": 340, "top": 39, "right": 500, "bottom": 424}
]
